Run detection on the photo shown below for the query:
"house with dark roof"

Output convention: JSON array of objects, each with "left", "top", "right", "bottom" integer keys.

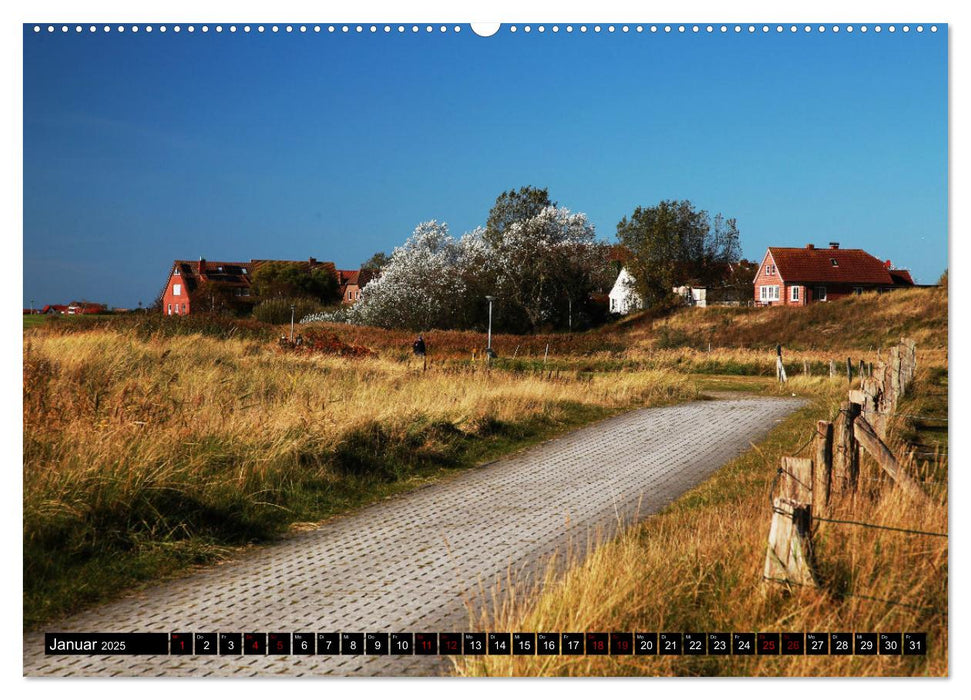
[
  {"left": 753, "top": 242, "right": 915, "bottom": 307},
  {"left": 160, "top": 257, "right": 337, "bottom": 315},
  {"left": 336, "top": 269, "right": 376, "bottom": 305}
]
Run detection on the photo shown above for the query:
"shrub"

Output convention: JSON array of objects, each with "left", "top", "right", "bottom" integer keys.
[{"left": 253, "top": 297, "right": 323, "bottom": 325}]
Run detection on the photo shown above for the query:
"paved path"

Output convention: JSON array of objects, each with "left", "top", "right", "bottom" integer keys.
[{"left": 24, "top": 396, "right": 803, "bottom": 677}]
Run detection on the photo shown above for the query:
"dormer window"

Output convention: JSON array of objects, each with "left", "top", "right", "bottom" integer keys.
[{"left": 831, "top": 259, "right": 839, "bottom": 267}]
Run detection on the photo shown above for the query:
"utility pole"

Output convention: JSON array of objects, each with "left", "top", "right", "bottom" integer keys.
[
  {"left": 485, "top": 295, "right": 496, "bottom": 363},
  {"left": 290, "top": 304, "right": 296, "bottom": 342}
]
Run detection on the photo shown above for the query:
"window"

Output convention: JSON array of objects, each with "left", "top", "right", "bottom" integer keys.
[
  {"left": 831, "top": 258, "right": 839, "bottom": 267},
  {"left": 815, "top": 286, "right": 827, "bottom": 301},
  {"left": 759, "top": 285, "right": 780, "bottom": 302},
  {"left": 173, "top": 283, "right": 181, "bottom": 296},
  {"left": 167, "top": 304, "right": 172, "bottom": 315},
  {"left": 174, "top": 304, "right": 179, "bottom": 314},
  {"left": 182, "top": 303, "right": 186, "bottom": 313},
  {"left": 765, "top": 264, "right": 776, "bottom": 276},
  {"left": 173, "top": 268, "right": 180, "bottom": 276},
  {"left": 854, "top": 287, "right": 864, "bottom": 295},
  {"left": 790, "top": 286, "right": 800, "bottom": 302}
]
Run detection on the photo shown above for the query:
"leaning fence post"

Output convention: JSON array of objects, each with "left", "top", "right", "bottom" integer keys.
[
  {"left": 846, "top": 357, "right": 852, "bottom": 385},
  {"left": 764, "top": 498, "right": 817, "bottom": 587},
  {"left": 854, "top": 416, "right": 931, "bottom": 504},
  {"left": 814, "top": 421, "right": 834, "bottom": 512}
]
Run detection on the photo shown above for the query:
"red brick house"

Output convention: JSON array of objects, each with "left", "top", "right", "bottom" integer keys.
[
  {"left": 161, "top": 257, "right": 337, "bottom": 315},
  {"left": 336, "top": 269, "right": 375, "bottom": 304},
  {"left": 754, "top": 243, "right": 915, "bottom": 307}
]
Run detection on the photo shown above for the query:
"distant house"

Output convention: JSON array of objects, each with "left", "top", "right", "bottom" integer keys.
[
  {"left": 161, "top": 257, "right": 337, "bottom": 315},
  {"left": 672, "top": 285, "right": 707, "bottom": 308},
  {"left": 41, "top": 304, "right": 69, "bottom": 315},
  {"left": 609, "top": 268, "right": 709, "bottom": 314},
  {"left": 608, "top": 267, "right": 643, "bottom": 314},
  {"left": 67, "top": 301, "right": 107, "bottom": 315},
  {"left": 754, "top": 243, "right": 915, "bottom": 307},
  {"left": 336, "top": 269, "right": 375, "bottom": 305}
]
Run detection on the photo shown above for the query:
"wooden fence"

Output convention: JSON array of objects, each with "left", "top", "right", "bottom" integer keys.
[{"left": 764, "top": 337, "right": 928, "bottom": 587}]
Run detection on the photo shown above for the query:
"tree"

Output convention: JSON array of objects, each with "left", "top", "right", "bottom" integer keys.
[
  {"left": 251, "top": 261, "right": 339, "bottom": 304},
  {"left": 485, "top": 186, "right": 556, "bottom": 247},
  {"left": 492, "top": 206, "right": 598, "bottom": 332},
  {"left": 711, "top": 258, "right": 758, "bottom": 304},
  {"left": 350, "top": 221, "right": 467, "bottom": 331},
  {"left": 189, "top": 280, "right": 250, "bottom": 316},
  {"left": 361, "top": 251, "right": 390, "bottom": 271},
  {"left": 616, "top": 200, "right": 741, "bottom": 307}
]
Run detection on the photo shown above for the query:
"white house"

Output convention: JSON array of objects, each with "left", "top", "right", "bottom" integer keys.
[
  {"left": 608, "top": 267, "right": 644, "bottom": 314},
  {"left": 672, "top": 285, "right": 707, "bottom": 308},
  {"left": 609, "top": 267, "right": 709, "bottom": 314}
]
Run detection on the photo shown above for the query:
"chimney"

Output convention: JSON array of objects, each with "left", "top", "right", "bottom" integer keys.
[
  {"left": 828, "top": 242, "right": 840, "bottom": 249},
  {"left": 309, "top": 257, "right": 317, "bottom": 265},
  {"left": 885, "top": 259, "right": 892, "bottom": 269},
  {"left": 805, "top": 243, "right": 815, "bottom": 250},
  {"left": 199, "top": 257, "right": 206, "bottom": 275}
]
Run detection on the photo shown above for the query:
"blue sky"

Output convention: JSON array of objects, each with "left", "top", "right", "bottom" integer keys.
[{"left": 23, "top": 24, "right": 947, "bottom": 307}]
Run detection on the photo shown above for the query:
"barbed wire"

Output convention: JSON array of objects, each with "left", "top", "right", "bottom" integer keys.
[
  {"left": 813, "top": 515, "right": 948, "bottom": 539},
  {"left": 762, "top": 576, "right": 947, "bottom": 616}
]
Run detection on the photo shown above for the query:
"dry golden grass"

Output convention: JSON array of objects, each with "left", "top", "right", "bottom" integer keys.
[
  {"left": 453, "top": 370, "right": 947, "bottom": 677},
  {"left": 23, "top": 329, "right": 698, "bottom": 627},
  {"left": 628, "top": 287, "right": 947, "bottom": 353}
]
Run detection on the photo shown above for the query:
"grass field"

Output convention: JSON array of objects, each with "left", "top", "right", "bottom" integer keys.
[
  {"left": 23, "top": 330, "right": 696, "bottom": 629},
  {"left": 452, "top": 369, "right": 948, "bottom": 677},
  {"left": 23, "top": 287, "right": 948, "bottom": 661}
]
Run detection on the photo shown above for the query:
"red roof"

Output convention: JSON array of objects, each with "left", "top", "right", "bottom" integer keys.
[
  {"left": 169, "top": 258, "right": 337, "bottom": 294},
  {"left": 767, "top": 246, "right": 913, "bottom": 286},
  {"left": 889, "top": 269, "right": 915, "bottom": 285},
  {"left": 337, "top": 269, "right": 375, "bottom": 288}
]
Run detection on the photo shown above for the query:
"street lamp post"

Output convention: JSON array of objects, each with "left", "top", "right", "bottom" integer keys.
[
  {"left": 485, "top": 295, "right": 496, "bottom": 359},
  {"left": 290, "top": 304, "right": 296, "bottom": 342}
]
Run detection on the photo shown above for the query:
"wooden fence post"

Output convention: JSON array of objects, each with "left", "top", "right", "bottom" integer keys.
[
  {"left": 764, "top": 498, "right": 817, "bottom": 587},
  {"left": 814, "top": 421, "right": 834, "bottom": 513},
  {"left": 846, "top": 357, "right": 852, "bottom": 385},
  {"left": 829, "top": 359, "right": 836, "bottom": 378},
  {"left": 833, "top": 400, "right": 860, "bottom": 493},
  {"left": 890, "top": 346, "right": 901, "bottom": 403},
  {"left": 803, "top": 359, "right": 810, "bottom": 376},
  {"left": 780, "top": 456, "right": 813, "bottom": 504}
]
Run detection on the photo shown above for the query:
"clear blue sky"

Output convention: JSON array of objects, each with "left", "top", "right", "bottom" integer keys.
[{"left": 23, "top": 24, "right": 947, "bottom": 307}]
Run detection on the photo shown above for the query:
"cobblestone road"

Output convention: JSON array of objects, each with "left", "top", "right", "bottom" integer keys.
[{"left": 24, "top": 396, "right": 803, "bottom": 677}]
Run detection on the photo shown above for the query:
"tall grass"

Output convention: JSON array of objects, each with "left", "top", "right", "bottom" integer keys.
[
  {"left": 23, "top": 330, "right": 696, "bottom": 628},
  {"left": 634, "top": 287, "right": 946, "bottom": 352},
  {"left": 454, "top": 370, "right": 947, "bottom": 677}
]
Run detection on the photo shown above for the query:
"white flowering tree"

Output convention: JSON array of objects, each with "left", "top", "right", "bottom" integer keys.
[
  {"left": 349, "top": 221, "right": 467, "bottom": 330},
  {"left": 491, "top": 206, "right": 599, "bottom": 331},
  {"left": 303, "top": 204, "right": 607, "bottom": 333}
]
